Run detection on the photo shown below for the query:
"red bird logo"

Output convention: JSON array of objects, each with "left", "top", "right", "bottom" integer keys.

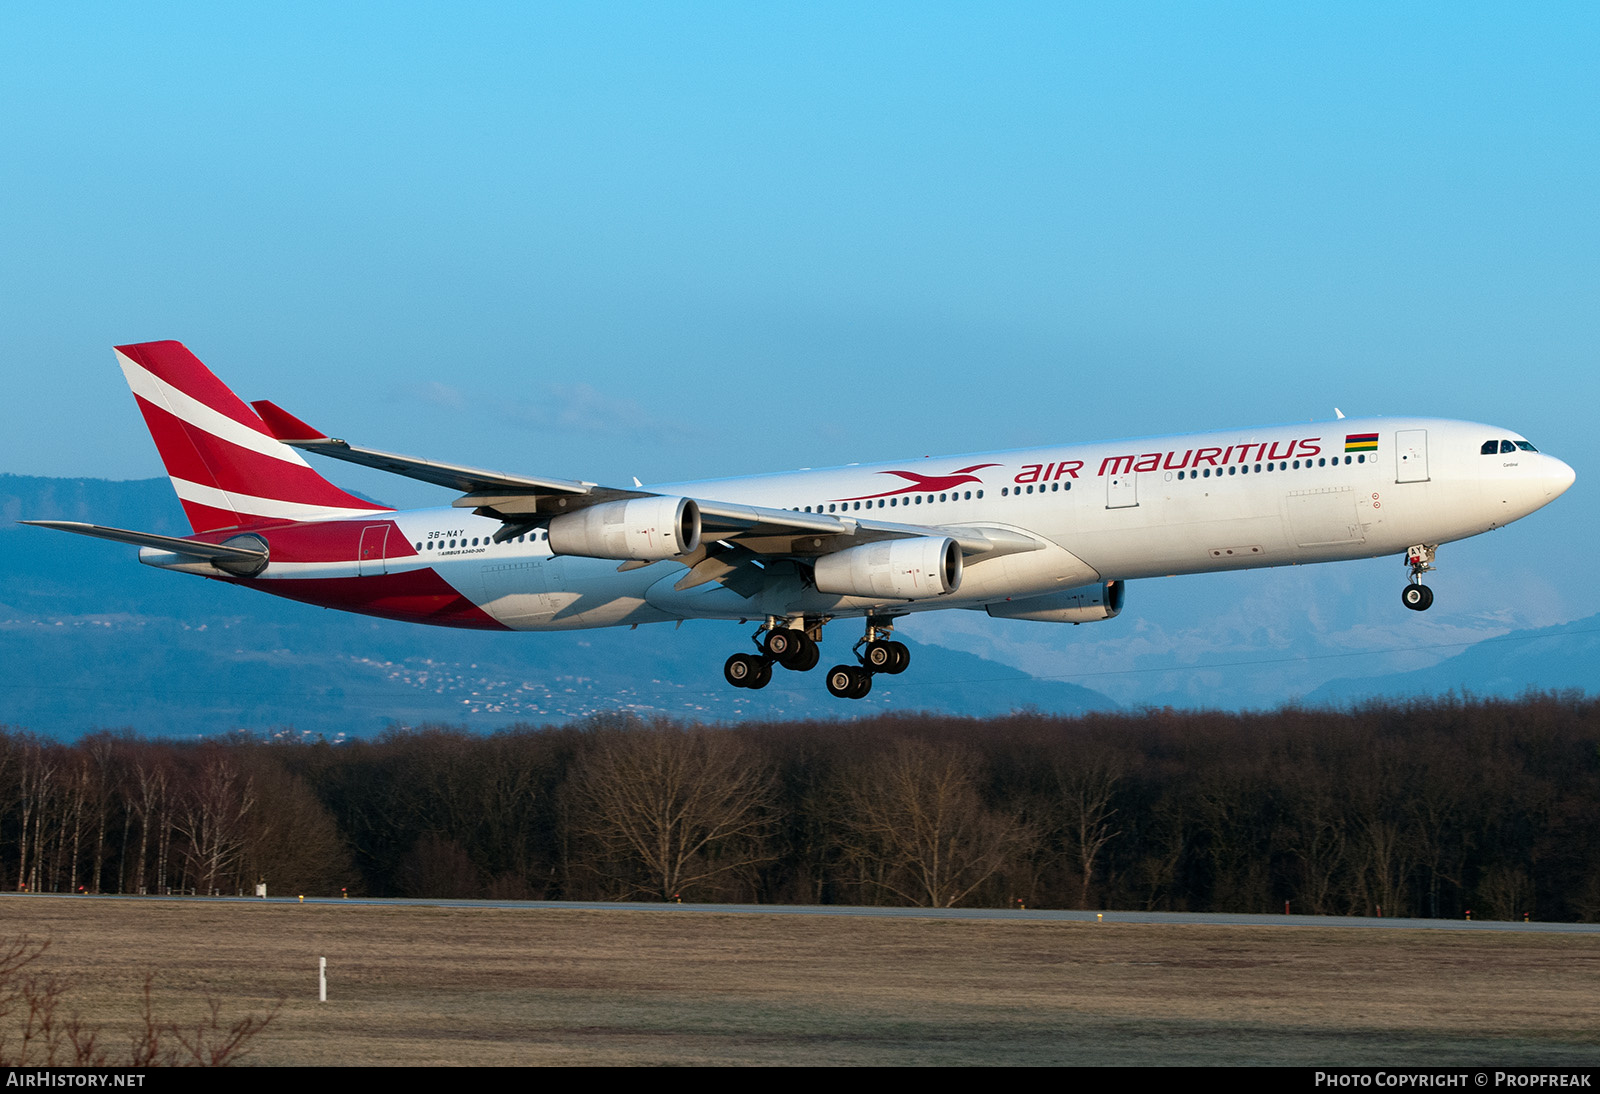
[{"left": 834, "top": 463, "right": 1000, "bottom": 502}]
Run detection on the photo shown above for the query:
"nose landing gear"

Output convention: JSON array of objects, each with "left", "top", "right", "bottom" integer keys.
[
  {"left": 1402, "top": 544, "right": 1437, "bottom": 612},
  {"left": 1401, "top": 584, "right": 1434, "bottom": 611}
]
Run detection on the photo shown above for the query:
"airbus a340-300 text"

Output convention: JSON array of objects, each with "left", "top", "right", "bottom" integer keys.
[{"left": 26, "top": 342, "right": 1575, "bottom": 699}]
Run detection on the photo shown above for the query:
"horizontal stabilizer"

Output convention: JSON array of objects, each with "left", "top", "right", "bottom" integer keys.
[{"left": 19, "top": 520, "right": 268, "bottom": 565}]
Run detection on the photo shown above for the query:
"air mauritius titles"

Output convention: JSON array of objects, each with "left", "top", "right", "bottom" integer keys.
[{"left": 1016, "top": 434, "right": 1362, "bottom": 484}]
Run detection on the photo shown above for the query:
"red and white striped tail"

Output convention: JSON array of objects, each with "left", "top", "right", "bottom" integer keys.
[{"left": 114, "top": 341, "right": 390, "bottom": 532}]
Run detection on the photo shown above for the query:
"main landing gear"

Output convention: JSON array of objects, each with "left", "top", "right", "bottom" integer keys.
[
  {"left": 825, "top": 614, "right": 915, "bottom": 700},
  {"left": 722, "top": 616, "right": 910, "bottom": 700},
  {"left": 723, "top": 619, "right": 822, "bottom": 691},
  {"left": 1401, "top": 544, "right": 1437, "bottom": 612},
  {"left": 824, "top": 618, "right": 909, "bottom": 701}
]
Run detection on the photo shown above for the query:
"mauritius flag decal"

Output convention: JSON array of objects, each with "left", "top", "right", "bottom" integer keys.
[{"left": 1345, "top": 432, "right": 1379, "bottom": 453}]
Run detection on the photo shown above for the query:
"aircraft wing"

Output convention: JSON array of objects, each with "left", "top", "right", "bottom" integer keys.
[
  {"left": 252, "top": 400, "right": 641, "bottom": 502},
  {"left": 692, "top": 501, "right": 1041, "bottom": 559},
  {"left": 253, "top": 402, "right": 1044, "bottom": 587}
]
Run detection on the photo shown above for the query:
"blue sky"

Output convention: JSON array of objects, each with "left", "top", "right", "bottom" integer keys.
[{"left": 5, "top": 3, "right": 1597, "bottom": 707}]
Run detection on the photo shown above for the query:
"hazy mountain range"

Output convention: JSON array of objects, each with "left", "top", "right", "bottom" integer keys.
[{"left": 2, "top": 475, "right": 1592, "bottom": 740}]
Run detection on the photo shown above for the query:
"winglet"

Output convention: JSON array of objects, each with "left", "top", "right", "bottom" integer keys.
[{"left": 251, "top": 400, "right": 329, "bottom": 443}]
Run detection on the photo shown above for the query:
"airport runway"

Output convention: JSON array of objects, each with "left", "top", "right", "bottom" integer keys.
[{"left": 9, "top": 892, "right": 1597, "bottom": 933}]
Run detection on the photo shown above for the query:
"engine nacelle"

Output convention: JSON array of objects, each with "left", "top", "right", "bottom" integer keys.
[
  {"left": 813, "top": 537, "right": 962, "bottom": 600},
  {"left": 985, "top": 579, "right": 1124, "bottom": 623},
  {"left": 547, "top": 496, "right": 701, "bottom": 561}
]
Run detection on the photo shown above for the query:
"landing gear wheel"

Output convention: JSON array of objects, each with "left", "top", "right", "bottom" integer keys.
[
  {"left": 765, "top": 629, "right": 818, "bottom": 671},
  {"left": 826, "top": 664, "right": 872, "bottom": 699},
  {"left": 864, "top": 640, "right": 910, "bottom": 674},
  {"left": 747, "top": 659, "right": 772, "bottom": 689},
  {"left": 883, "top": 640, "right": 909, "bottom": 674},
  {"left": 792, "top": 641, "right": 820, "bottom": 672},
  {"left": 825, "top": 665, "right": 854, "bottom": 698},
  {"left": 850, "top": 668, "right": 873, "bottom": 698},
  {"left": 864, "top": 641, "right": 897, "bottom": 672},
  {"left": 764, "top": 628, "right": 798, "bottom": 660},
  {"left": 1401, "top": 584, "right": 1434, "bottom": 612},
  {"left": 725, "top": 653, "right": 767, "bottom": 688}
]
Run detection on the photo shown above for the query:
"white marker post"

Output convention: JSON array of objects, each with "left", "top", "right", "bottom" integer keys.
[{"left": 319, "top": 957, "right": 327, "bottom": 1002}]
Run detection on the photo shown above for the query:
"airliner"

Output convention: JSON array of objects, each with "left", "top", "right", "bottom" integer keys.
[{"left": 25, "top": 341, "right": 1576, "bottom": 699}]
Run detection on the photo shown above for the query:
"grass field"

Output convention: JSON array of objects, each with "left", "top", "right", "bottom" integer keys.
[{"left": 2, "top": 896, "right": 1596, "bottom": 1066}]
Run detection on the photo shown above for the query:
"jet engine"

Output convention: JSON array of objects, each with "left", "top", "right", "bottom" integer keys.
[
  {"left": 812, "top": 536, "right": 962, "bottom": 600},
  {"left": 985, "top": 580, "right": 1124, "bottom": 623},
  {"left": 547, "top": 496, "right": 701, "bottom": 561}
]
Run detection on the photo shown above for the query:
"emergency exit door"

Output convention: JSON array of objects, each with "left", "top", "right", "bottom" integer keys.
[{"left": 1395, "top": 430, "right": 1429, "bottom": 483}]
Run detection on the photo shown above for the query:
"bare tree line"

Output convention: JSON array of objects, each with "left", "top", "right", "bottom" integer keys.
[{"left": 0, "top": 692, "right": 1595, "bottom": 919}]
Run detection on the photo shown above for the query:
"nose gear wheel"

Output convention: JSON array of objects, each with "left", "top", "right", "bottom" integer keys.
[{"left": 1402, "top": 545, "right": 1438, "bottom": 612}]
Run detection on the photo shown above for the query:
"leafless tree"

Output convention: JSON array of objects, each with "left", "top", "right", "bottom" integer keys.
[
  {"left": 173, "top": 750, "right": 256, "bottom": 895},
  {"left": 237, "top": 752, "right": 355, "bottom": 897},
  {"left": 1193, "top": 770, "right": 1275, "bottom": 912},
  {"left": 832, "top": 738, "right": 1030, "bottom": 908},
  {"left": 1055, "top": 754, "right": 1121, "bottom": 909},
  {"left": 1131, "top": 798, "right": 1189, "bottom": 911},
  {"left": 0, "top": 736, "right": 21, "bottom": 889},
  {"left": 126, "top": 748, "right": 171, "bottom": 895},
  {"left": 81, "top": 736, "right": 118, "bottom": 894},
  {"left": 399, "top": 833, "right": 482, "bottom": 898},
  {"left": 15, "top": 742, "right": 57, "bottom": 892},
  {"left": 569, "top": 725, "right": 775, "bottom": 901},
  {"left": 1285, "top": 771, "right": 1350, "bottom": 915},
  {"left": 1347, "top": 743, "right": 1418, "bottom": 917},
  {"left": 53, "top": 750, "right": 104, "bottom": 895},
  {"left": 1476, "top": 862, "right": 1533, "bottom": 921}
]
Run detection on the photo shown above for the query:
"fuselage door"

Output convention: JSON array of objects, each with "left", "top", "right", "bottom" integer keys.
[
  {"left": 1395, "top": 429, "right": 1429, "bottom": 483},
  {"left": 1106, "top": 471, "right": 1139, "bottom": 509},
  {"left": 358, "top": 524, "right": 389, "bottom": 576}
]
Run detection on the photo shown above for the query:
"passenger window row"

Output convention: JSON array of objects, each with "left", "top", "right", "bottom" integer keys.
[
  {"left": 1176, "top": 455, "right": 1366, "bottom": 480},
  {"left": 803, "top": 490, "right": 983, "bottom": 514},
  {"left": 414, "top": 530, "right": 547, "bottom": 552}
]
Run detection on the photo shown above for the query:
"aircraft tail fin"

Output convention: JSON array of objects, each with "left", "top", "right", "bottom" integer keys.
[{"left": 113, "top": 341, "right": 390, "bottom": 532}]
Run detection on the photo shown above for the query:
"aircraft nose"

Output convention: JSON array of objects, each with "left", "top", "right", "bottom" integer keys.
[{"left": 1545, "top": 456, "right": 1576, "bottom": 499}]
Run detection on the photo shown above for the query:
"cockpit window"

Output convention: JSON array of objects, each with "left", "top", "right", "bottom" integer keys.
[
  {"left": 1500, "top": 440, "right": 1517, "bottom": 454},
  {"left": 1481, "top": 440, "right": 1498, "bottom": 455},
  {"left": 1515, "top": 440, "right": 1538, "bottom": 452}
]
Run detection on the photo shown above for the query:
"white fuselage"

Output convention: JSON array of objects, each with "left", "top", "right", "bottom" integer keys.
[{"left": 218, "top": 415, "right": 1572, "bottom": 632}]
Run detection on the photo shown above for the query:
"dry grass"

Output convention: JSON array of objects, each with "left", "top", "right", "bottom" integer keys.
[{"left": 2, "top": 896, "right": 1596, "bottom": 1066}]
